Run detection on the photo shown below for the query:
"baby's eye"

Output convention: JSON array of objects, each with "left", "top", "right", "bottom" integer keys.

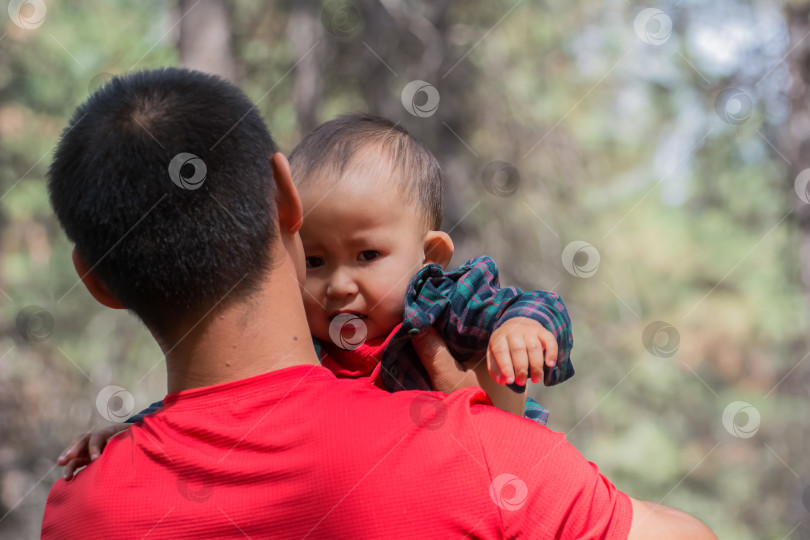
[
  {"left": 305, "top": 256, "right": 325, "bottom": 269},
  {"left": 358, "top": 250, "right": 380, "bottom": 262}
]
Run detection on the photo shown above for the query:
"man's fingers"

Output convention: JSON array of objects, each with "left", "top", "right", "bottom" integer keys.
[
  {"left": 412, "top": 328, "right": 453, "bottom": 363},
  {"left": 412, "top": 328, "right": 456, "bottom": 374},
  {"left": 413, "top": 328, "right": 478, "bottom": 393}
]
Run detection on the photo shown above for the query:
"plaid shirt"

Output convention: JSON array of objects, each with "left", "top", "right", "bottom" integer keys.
[
  {"left": 315, "top": 255, "right": 573, "bottom": 424},
  {"left": 128, "top": 256, "right": 573, "bottom": 424},
  {"left": 367, "top": 255, "right": 574, "bottom": 394}
]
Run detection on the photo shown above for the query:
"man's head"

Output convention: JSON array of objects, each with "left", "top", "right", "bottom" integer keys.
[
  {"left": 48, "top": 68, "right": 282, "bottom": 335},
  {"left": 287, "top": 114, "right": 453, "bottom": 344}
]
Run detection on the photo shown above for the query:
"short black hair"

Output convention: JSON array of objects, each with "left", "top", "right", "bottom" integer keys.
[
  {"left": 288, "top": 114, "right": 443, "bottom": 230},
  {"left": 49, "top": 67, "right": 278, "bottom": 332}
]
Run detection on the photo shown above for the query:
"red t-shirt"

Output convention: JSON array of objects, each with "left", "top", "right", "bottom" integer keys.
[{"left": 42, "top": 365, "right": 632, "bottom": 539}]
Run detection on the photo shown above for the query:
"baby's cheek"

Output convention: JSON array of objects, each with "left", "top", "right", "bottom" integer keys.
[
  {"left": 301, "top": 287, "right": 328, "bottom": 336},
  {"left": 377, "top": 289, "right": 408, "bottom": 325}
]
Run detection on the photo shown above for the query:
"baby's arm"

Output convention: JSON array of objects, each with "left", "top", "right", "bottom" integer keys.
[
  {"left": 57, "top": 400, "right": 164, "bottom": 479},
  {"left": 462, "top": 320, "right": 557, "bottom": 417},
  {"left": 416, "top": 256, "right": 573, "bottom": 389},
  {"left": 488, "top": 316, "right": 558, "bottom": 387},
  {"left": 58, "top": 424, "right": 130, "bottom": 480},
  {"left": 413, "top": 328, "right": 534, "bottom": 417},
  {"left": 490, "top": 288, "right": 574, "bottom": 388}
]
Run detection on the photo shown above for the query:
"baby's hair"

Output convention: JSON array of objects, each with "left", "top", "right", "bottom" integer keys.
[{"left": 288, "top": 114, "right": 443, "bottom": 230}]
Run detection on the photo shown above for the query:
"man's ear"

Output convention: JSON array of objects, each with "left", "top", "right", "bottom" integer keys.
[
  {"left": 423, "top": 231, "right": 454, "bottom": 268},
  {"left": 71, "top": 248, "right": 124, "bottom": 309},
  {"left": 271, "top": 152, "right": 303, "bottom": 234}
]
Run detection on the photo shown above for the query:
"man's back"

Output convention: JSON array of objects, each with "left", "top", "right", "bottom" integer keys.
[{"left": 42, "top": 365, "right": 631, "bottom": 538}]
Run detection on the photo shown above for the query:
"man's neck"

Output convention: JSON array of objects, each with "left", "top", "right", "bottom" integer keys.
[{"left": 159, "top": 250, "right": 319, "bottom": 394}]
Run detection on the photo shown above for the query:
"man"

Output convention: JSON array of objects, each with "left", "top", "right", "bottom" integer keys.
[{"left": 42, "top": 67, "right": 716, "bottom": 538}]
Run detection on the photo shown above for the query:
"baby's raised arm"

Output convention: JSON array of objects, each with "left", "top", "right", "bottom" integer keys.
[
  {"left": 391, "top": 256, "right": 574, "bottom": 394},
  {"left": 487, "top": 317, "right": 559, "bottom": 387}
]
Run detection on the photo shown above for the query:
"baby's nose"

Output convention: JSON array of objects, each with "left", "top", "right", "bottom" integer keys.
[{"left": 326, "top": 269, "right": 359, "bottom": 298}]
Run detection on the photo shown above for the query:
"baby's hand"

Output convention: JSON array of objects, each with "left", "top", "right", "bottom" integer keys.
[
  {"left": 488, "top": 317, "right": 558, "bottom": 387},
  {"left": 57, "top": 424, "right": 131, "bottom": 480}
]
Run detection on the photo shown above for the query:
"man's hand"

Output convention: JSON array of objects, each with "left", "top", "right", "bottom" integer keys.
[
  {"left": 57, "top": 424, "right": 131, "bottom": 480},
  {"left": 412, "top": 328, "right": 526, "bottom": 416},
  {"left": 628, "top": 498, "right": 718, "bottom": 539},
  {"left": 412, "top": 328, "right": 480, "bottom": 393},
  {"left": 489, "top": 317, "right": 558, "bottom": 387}
]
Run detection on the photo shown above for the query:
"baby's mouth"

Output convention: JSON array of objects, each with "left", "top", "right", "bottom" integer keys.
[{"left": 328, "top": 312, "right": 367, "bottom": 321}]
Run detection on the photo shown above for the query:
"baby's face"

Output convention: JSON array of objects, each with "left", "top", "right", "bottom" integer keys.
[{"left": 298, "top": 174, "right": 427, "bottom": 345}]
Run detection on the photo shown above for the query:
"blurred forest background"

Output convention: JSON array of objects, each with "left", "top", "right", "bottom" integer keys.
[{"left": 1, "top": 0, "right": 810, "bottom": 537}]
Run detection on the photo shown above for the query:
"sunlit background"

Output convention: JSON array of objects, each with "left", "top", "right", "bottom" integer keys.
[{"left": 2, "top": 0, "right": 809, "bottom": 538}]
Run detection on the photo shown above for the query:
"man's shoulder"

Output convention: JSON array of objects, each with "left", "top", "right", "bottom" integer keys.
[
  {"left": 42, "top": 436, "right": 135, "bottom": 538},
  {"left": 42, "top": 375, "right": 627, "bottom": 538},
  {"left": 333, "top": 381, "right": 565, "bottom": 463}
]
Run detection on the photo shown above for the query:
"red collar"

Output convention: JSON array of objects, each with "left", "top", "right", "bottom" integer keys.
[{"left": 319, "top": 323, "right": 402, "bottom": 389}]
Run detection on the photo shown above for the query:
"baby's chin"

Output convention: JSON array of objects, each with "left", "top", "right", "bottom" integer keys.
[
  {"left": 352, "top": 317, "right": 400, "bottom": 344},
  {"left": 311, "top": 318, "right": 395, "bottom": 348}
]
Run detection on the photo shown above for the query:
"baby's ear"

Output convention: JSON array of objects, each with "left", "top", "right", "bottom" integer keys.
[{"left": 423, "top": 231, "right": 454, "bottom": 268}]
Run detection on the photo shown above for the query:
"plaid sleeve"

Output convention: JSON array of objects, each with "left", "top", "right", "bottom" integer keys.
[
  {"left": 524, "top": 396, "right": 550, "bottom": 424},
  {"left": 490, "top": 284, "right": 574, "bottom": 387},
  {"left": 125, "top": 400, "right": 164, "bottom": 423},
  {"left": 401, "top": 256, "right": 574, "bottom": 387}
]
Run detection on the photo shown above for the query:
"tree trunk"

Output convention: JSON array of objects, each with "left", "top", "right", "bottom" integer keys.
[
  {"left": 287, "top": 0, "right": 325, "bottom": 134},
  {"left": 356, "top": 0, "right": 472, "bottom": 248},
  {"left": 178, "top": 0, "right": 235, "bottom": 81},
  {"left": 782, "top": 4, "right": 810, "bottom": 323}
]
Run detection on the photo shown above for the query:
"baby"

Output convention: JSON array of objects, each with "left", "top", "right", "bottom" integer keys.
[
  {"left": 59, "top": 114, "right": 575, "bottom": 476},
  {"left": 290, "top": 114, "right": 573, "bottom": 398}
]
